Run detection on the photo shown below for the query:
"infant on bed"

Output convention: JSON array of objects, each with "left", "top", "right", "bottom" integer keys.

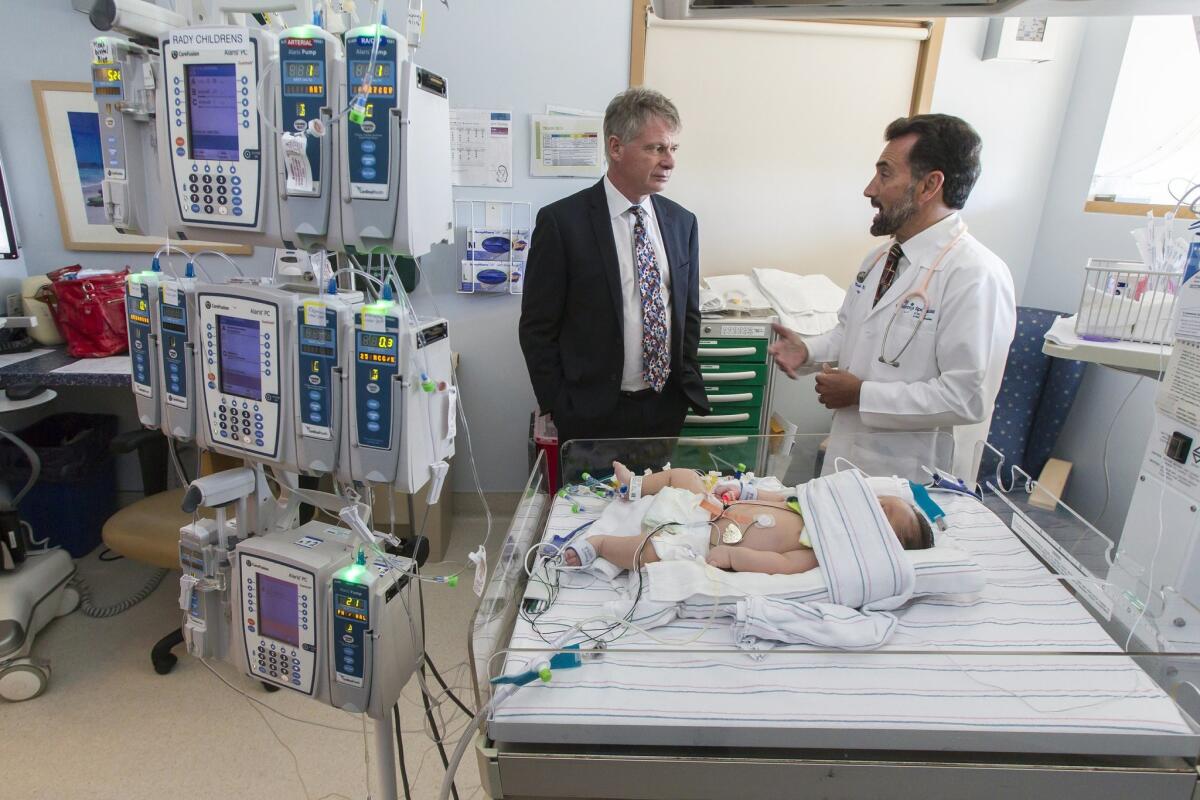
[{"left": 563, "top": 462, "right": 934, "bottom": 575}]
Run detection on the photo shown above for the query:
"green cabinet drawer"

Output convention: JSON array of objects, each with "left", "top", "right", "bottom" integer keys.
[
  {"left": 683, "top": 409, "right": 760, "bottom": 430},
  {"left": 696, "top": 338, "right": 767, "bottom": 363},
  {"left": 697, "top": 362, "right": 768, "bottom": 385},
  {"left": 701, "top": 384, "right": 764, "bottom": 410},
  {"left": 673, "top": 430, "right": 761, "bottom": 472}
]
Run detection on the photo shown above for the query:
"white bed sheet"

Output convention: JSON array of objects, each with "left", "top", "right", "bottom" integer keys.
[{"left": 490, "top": 492, "right": 1198, "bottom": 755}]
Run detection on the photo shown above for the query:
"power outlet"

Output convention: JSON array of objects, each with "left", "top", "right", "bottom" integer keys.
[{"left": 6, "top": 293, "right": 20, "bottom": 317}]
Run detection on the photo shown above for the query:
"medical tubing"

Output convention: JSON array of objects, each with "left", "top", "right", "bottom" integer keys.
[
  {"left": 152, "top": 243, "right": 193, "bottom": 277},
  {"left": 191, "top": 249, "right": 245, "bottom": 278},
  {"left": 254, "top": 58, "right": 286, "bottom": 137},
  {"left": 71, "top": 568, "right": 169, "bottom": 618},
  {"left": 319, "top": 0, "right": 388, "bottom": 128},
  {"left": 412, "top": 257, "right": 495, "bottom": 556},
  {"left": 1097, "top": 376, "right": 1143, "bottom": 524},
  {"left": 421, "top": 661, "right": 459, "bottom": 800},
  {"left": 332, "top": 266, "right": 384, "bottom": 298},
  {"left": 439, "top": 627, "right": 580, "bottom": 800}
]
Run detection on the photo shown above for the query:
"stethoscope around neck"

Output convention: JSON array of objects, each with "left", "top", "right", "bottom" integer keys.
[{"left": 858, "top": 225, "right": 968, "bottom": 368}]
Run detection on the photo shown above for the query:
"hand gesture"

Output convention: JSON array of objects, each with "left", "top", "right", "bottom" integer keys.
[{"left": 767, "top": 322, "right": 808, "bottom": 379}]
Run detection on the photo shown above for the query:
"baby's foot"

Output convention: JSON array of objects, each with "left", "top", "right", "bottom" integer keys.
[
  {"left": 613, "top": 460, "right": 633, "bottom": 487},
  {"left": 560, "top": 537, "right": 599, "bottom": 569}
]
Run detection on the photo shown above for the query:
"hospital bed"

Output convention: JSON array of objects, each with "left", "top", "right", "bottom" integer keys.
[{"left": 468, "top": 435, "right": 1200, "bottom": 799}]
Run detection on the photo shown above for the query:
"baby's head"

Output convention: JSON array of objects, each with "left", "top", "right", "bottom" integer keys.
[{"left": 877, "top": 495, "right": 934, "bottom": 551}]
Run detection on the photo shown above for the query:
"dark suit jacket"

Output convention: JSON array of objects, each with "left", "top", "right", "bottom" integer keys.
[{"left": 519, "top": 180, "right": 709, "bottom": 421}]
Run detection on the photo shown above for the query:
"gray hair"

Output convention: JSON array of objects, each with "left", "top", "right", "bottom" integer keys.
[{"left": 603, "top": 87, "right": 681, "bottom": 144}]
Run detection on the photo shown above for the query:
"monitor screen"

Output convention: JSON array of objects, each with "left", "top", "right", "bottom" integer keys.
[
  {"left": 217, "top": 315, "right": 262, "bottom": 400},
  {"left": 256, "top": 573, "right": 299, "bottom": 647},
  {"left": 185, "top": 63, "right": 240, "bottom": 161},
  {"left": 0, "top": 153, "right": 17, "bottom": 260}
]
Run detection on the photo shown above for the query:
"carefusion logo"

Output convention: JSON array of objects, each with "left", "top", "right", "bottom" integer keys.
[{"left": 204, "top": 297, "right": 236, "bottom": 313}]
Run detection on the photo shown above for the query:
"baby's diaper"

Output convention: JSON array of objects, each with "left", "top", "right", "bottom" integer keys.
[
  {"left": 643, "top": 486, "right": 711, "bottom": 562},
  {"left": 642, "top": 486, "right": 707, "bottom": 534}
]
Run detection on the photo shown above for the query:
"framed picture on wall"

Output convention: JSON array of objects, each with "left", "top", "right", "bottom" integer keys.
[{"left": 31, "top": 80, "right": 250, "bottom": 255}]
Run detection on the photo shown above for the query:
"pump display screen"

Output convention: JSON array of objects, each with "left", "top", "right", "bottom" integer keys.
[
  {"left": 352, "top": 61, "right": 392, "bottom": 80},
  {"left": 185, "top": 63, "right": 239, "bottom": 161},
  {"left": 335, "top": 593, "right": 368, "bottom": 622},
  {"left": 92, "top": 66, "right": 122, "bottom": 95},
  {"left": 217, "top": 315, "right": 262, "bottom": 400},
  {"left": 357, "top": 331, "right": 397, "bottom": 364},
  {"left": 282, "top": 60, "right": 324, "bottom": 96},
  {"left": 303, "top": 326, "right": 332, "bottom": 342},
  {"left": 256, "top": 573, "right": 299, "bottom": 647}
]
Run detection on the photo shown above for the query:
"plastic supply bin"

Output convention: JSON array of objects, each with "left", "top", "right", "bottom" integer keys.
[{"left": 529, "top": 411, "right": 560, "bottom": 494}]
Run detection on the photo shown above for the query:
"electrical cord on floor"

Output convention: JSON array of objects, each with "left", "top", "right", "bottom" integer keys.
[
  {"left": 71, "top": 567, "right": 169, "bottom": 618},
  {"left": 424, "top": 654, "right": 475, "bottom": 719},
  {"left": 392, "top": 704, "right": 413, "bottom": 800}
]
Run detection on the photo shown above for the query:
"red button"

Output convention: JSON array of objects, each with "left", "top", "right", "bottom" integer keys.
[{"left": 175, "top": 137, "right": 184, "bottom": 146}]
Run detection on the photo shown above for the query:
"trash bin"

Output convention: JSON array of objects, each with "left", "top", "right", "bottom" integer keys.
[{"left": 0, "top": 413, "right": 119, "bottom": 558}]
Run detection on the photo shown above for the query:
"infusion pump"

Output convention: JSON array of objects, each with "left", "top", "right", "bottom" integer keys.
[
  {"left": 231, "top": 523, "right": 420, "bottom": 715},
  {"left": 158, "top": 26, "right": 284, "bottom": 248}
]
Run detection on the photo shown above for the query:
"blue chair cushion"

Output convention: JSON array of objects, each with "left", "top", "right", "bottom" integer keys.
[{"left": 978, "top": 307, "right": 1085, "bottom": 485}]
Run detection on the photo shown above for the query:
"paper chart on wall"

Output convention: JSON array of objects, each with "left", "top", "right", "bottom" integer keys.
[
  {"left": 529, "top": 114, "right": 604, "bottom": 178},
  {"left": 449, "top": 109, "right": 513, "bottom": 188}
]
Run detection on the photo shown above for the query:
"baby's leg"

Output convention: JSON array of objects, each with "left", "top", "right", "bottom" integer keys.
[
  {"left": 708, "top": 545, "right": 817, "bottom": 575},
  {"left": 613, "top": 461, "right": 707, "bottom": 496},
  {"left": 562, "top": 533, "right": 662, "bottom": 570}
]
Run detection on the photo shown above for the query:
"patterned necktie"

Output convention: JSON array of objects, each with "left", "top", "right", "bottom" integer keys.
[
  {"left": 631, "top": 205, "right": 670, "bottom": 392},
  {"left": 873, "top": 243, "right": 904, "bottom": 307}
]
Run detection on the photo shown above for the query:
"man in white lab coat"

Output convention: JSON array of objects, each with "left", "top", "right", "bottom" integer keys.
[{"left": 770, "top": 114, "right": 1016, "bottom": 484}]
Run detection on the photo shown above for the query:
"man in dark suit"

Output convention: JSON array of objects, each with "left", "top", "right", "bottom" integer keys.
[{"left": 520, "top": 88, "right": 709, "bottom": 455}]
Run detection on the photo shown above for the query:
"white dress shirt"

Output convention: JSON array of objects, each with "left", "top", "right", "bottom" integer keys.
[{"left": 604, "top": 175, "right": 673, "bottom": 392}]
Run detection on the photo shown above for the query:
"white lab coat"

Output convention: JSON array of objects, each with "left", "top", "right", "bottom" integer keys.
[{"left": 801, "top": 213, "right": 1016, "bottom": 483}]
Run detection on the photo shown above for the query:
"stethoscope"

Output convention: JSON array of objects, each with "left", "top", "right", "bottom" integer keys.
[{"left": 855, "top": 224, "right": 968, "bottom": 368}]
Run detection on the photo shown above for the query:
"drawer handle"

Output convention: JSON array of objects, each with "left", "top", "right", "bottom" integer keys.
[
  {"left": 686, "top": 413, "right": 750, "bottom": 424},
  {"left": 697, "top": 346, "right": 757, "bottom": 357},
  {"left": 707, "top": 393, "right": 753, "bottom": 404},
  {"left": 678, "top": 436, "right": 750, "bottom": 446},
  {"left": 701, "top": 371, "right": 756, "bottom": 382}
]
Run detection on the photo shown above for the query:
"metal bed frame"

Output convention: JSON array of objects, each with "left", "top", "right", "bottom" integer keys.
[{"left": 467, "top": 439, "right": 1200, "bottom": 800}]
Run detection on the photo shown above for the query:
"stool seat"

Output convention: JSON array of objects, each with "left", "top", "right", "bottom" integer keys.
[{"left": 101, "top": 489, "right": 196, "bottom": 570}]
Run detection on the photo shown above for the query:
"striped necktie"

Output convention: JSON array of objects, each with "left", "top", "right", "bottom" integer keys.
[
  {"left": 873, "top": 243, "right": 904, "bottom": 307},
  {"left": 631, "top": 206, "right": 670, "bottom": 392}
]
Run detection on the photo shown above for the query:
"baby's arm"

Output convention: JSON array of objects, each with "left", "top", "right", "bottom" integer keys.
[{"left": 708, "top": 546, "right": 817, "bottom": 575}]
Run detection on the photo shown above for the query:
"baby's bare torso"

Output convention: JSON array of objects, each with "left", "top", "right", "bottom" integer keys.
[{"left": 718, "top": 501, "right": 807, "bottom": 554}]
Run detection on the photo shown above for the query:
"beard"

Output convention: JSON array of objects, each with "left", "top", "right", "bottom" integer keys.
[{"left": 870, "top": 183, "right": 918, "bottom": 237}]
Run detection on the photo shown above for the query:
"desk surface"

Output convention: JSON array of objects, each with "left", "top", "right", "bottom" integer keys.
[{"left": 0, "top": 347, "right": 131, "bottom": 388}]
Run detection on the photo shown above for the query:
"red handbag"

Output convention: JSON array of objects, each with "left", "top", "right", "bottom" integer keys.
[{"left": 50, "top": 267, "right": 131, "bottom": 358}]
